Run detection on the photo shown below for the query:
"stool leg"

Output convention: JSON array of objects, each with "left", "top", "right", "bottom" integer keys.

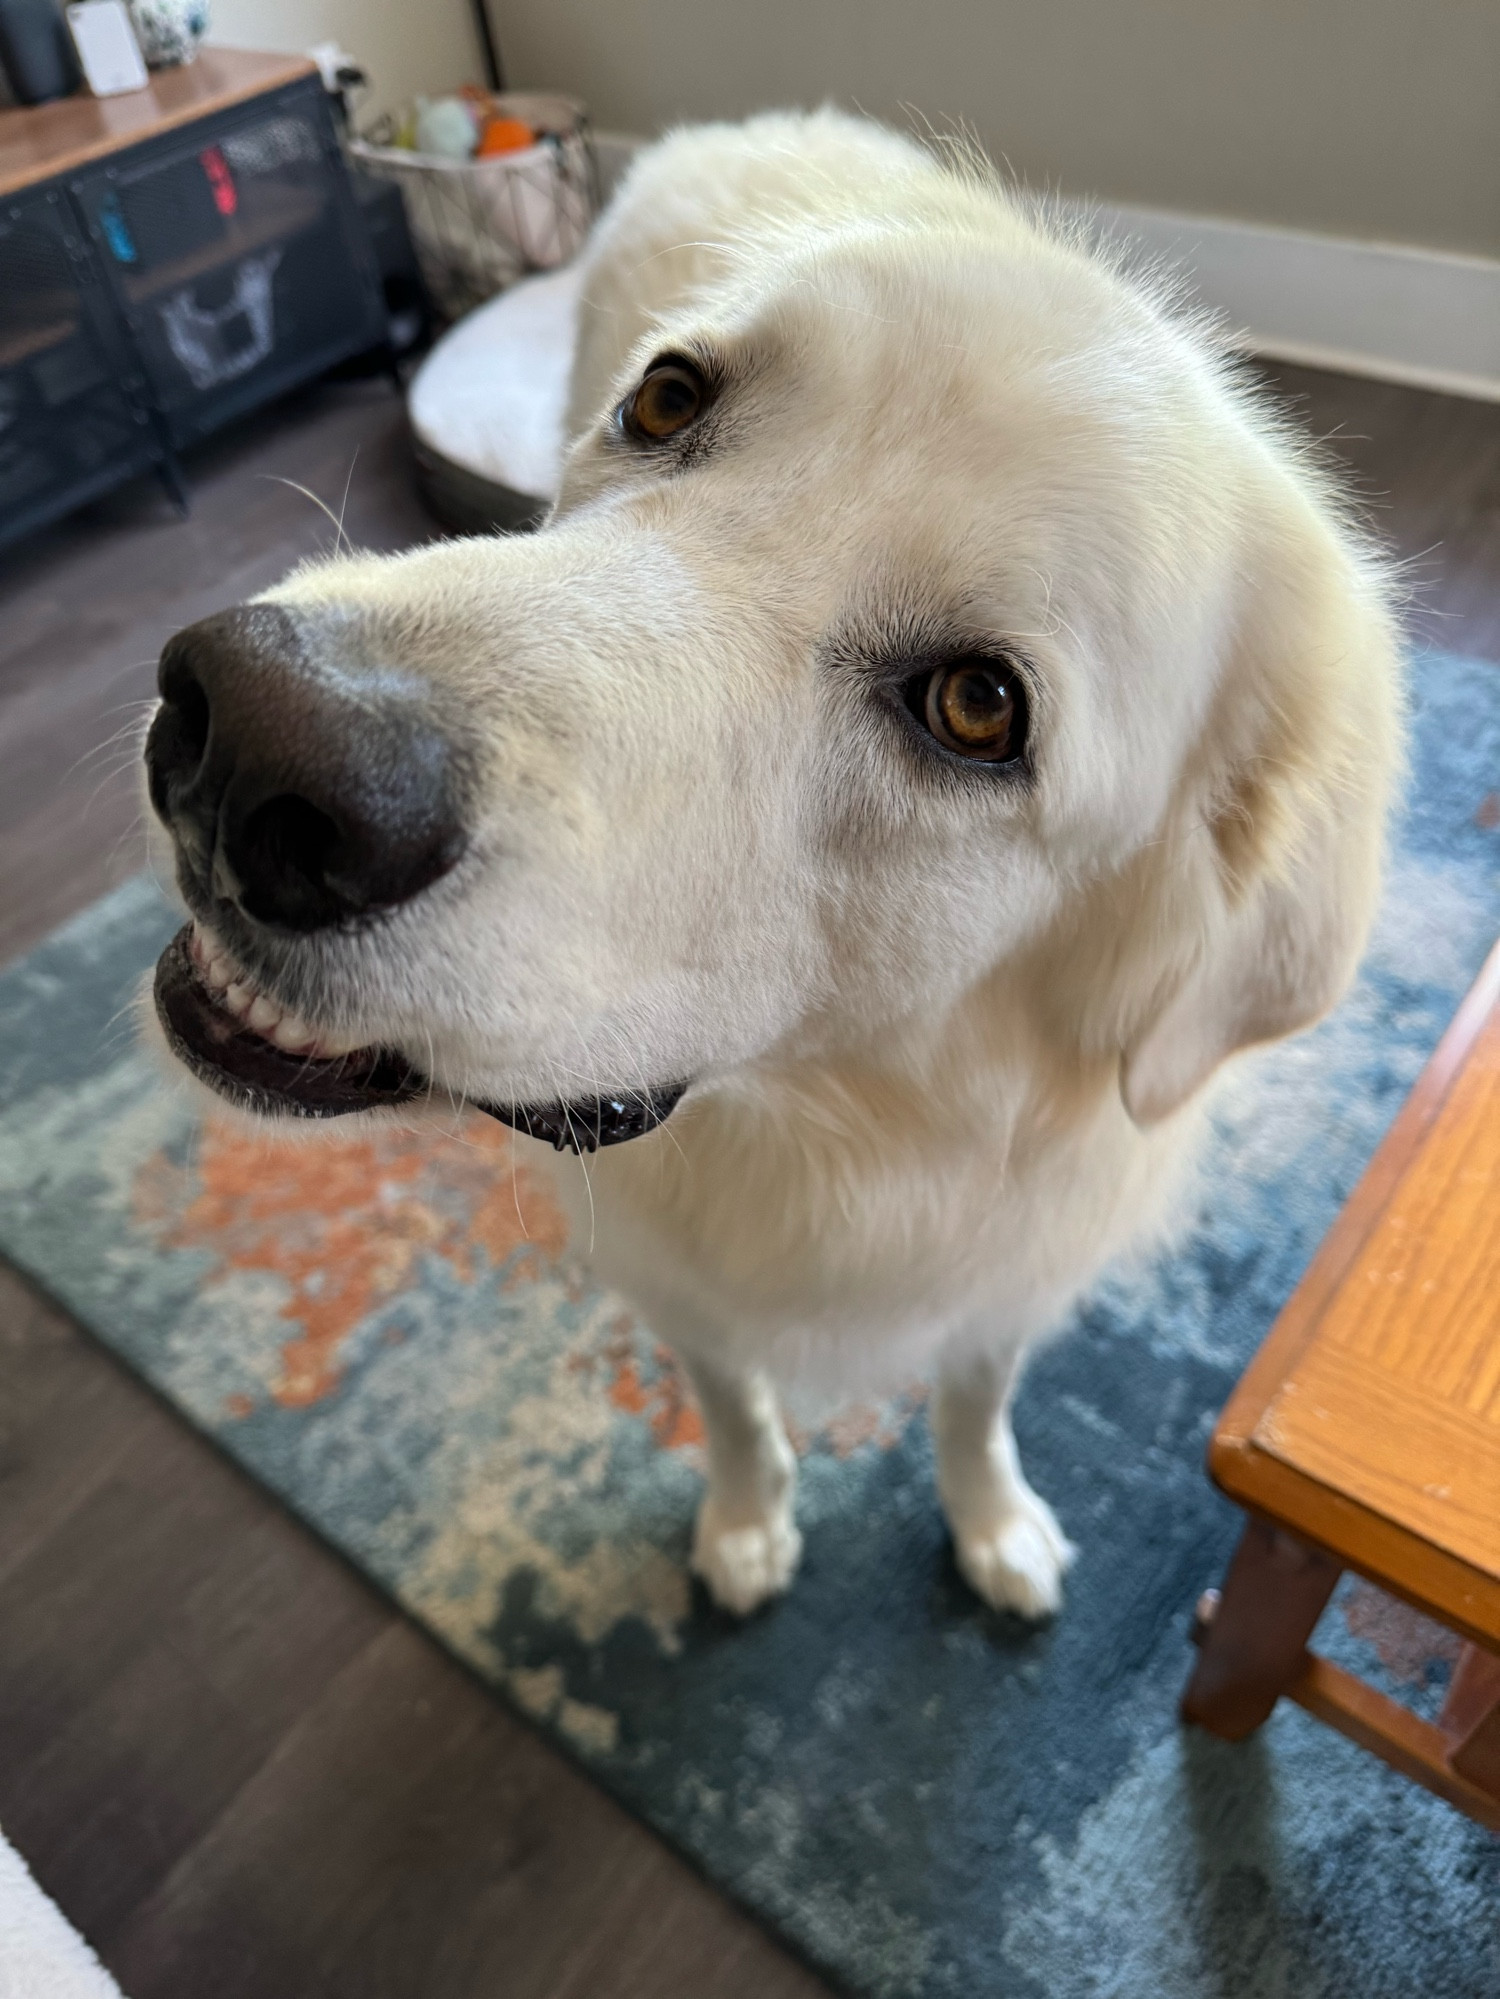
[
  {"left": 1182, "top": 1517, "right": 1342, "bottom": 1740},
  {"left": 1442, "top": 1644, "right": 1500, "bottom": 1800}
]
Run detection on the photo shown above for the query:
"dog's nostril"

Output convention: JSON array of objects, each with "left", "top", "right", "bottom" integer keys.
[
  {"left": 166, "top": 671, "right": 211, "bottom": 765},
  {"left": 236, "top": 793, "right": 345, "bottom": 930},
  {"left": 145, "top": 666, "right": 212, "bottom": 818}
]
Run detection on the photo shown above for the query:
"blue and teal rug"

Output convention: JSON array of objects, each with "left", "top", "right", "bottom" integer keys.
[{"left": 1, "top": 651, "right": 1497, "bottom": 1998}]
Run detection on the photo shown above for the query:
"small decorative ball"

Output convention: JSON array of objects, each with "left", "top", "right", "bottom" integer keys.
[
  {"left": 476, "top": 116, "right": 536, "bottom": 158},
  {"left": 414, "top": 96, "right": 480, "bottom": 161}
]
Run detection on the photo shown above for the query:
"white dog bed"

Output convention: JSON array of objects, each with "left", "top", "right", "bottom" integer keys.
[{"left": 407, "top": 263, "right": 582, "bottom": 535}]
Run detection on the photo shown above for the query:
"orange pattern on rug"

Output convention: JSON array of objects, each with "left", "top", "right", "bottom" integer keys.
[{"left": 133, "top": 1115, "right": 569, "bottom": 1409}]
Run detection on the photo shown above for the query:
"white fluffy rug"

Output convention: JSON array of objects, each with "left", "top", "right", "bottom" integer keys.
[{"left": 0, "top": 1829, "right": 122, "bottom": 1999}]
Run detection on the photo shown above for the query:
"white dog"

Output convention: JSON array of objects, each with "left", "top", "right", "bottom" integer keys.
[{"left": 144, "top": 111, "right": 1402, "bottom": 1621}]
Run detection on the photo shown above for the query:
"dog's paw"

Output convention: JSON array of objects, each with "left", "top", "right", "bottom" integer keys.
[
  {"left": 953, "top": 1493, "right": 1076, "bottom": 1620},
  {"left": 691, "top": 1501, "right": 803, "bottom": 1616}
]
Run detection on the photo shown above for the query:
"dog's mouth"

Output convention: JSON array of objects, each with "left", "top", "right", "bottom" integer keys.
[{"left": 152, "top": 922, "right": 687, "bottom": 1149}]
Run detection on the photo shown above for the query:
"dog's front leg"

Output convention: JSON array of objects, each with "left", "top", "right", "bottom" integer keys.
[
  {"left": 679, "top": 1353, "right": 802, "bottom": 1616},
  {"left": 932, "top": 1345, "right": 1076, "bottom": 1619}
]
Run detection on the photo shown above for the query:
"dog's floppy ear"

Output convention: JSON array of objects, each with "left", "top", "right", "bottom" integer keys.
[
  {"left": 1120, "top": 838, "right": 1367, "bottom": 1126},
  {"left": 1120, "top": 514, "right": 1401, "bottom": 1127}
]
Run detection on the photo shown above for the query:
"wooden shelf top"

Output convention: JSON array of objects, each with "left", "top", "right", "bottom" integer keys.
[
  {"left": 1211, "top": 937, "right": 1500, "bottom": 1645},
  {"left": 0, "top": 47, "right": 316, "bottom": 201}
]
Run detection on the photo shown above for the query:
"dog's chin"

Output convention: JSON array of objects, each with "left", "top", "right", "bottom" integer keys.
[{"left": 151, "top": 923, "right": 689, "bottom": 1150}]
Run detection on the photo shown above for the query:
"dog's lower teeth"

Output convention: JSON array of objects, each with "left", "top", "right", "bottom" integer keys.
[{"left": 189, "top": 919, "right": 362, "bottom": 1060}]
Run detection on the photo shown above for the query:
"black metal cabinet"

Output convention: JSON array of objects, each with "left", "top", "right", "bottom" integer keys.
[
  {"left": 72, "top": 78, "right": 385, "bottom": 448},
  {"left": 0, "top": 184, "right": 161, "bottom": 548},
  {"left": 1, "top": 73, "right": 386, "bottom": 550}
]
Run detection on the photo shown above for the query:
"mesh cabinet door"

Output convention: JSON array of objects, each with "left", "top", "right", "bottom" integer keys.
[
  {"left": 74, "top": 82, "right": 384, "bottom": 446},
  {"left": 0, "top": 187, "right": 159, "bottom": 548}
]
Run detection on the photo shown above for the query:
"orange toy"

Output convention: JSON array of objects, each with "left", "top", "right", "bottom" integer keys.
[{"left": 477, "top": 116, "right": 536, "bottom": 157}]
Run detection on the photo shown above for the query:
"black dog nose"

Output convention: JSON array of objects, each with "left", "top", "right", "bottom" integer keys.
[{"left": 146, "top": 604, "right": 467, "bottom": 932}]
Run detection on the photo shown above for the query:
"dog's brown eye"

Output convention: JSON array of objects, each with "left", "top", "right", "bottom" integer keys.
[
  {"left": 919, "top": 660, "right": 1028, "bottom": 762},
  {"left": 623, "top": 360, "right": 706, "bottom": 441}
]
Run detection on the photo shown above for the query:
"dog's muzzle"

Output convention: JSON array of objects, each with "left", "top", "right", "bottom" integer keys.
[
  {"left": 154, "top": 926, "right": 689, "bottom": 1148},
  {"left": 146, "top": 606, "right": 688, "bottom": 1149}
]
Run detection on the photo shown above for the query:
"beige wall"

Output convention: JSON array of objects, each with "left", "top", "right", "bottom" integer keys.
[
  {"left": 497, "top": 0, "right": 1499, "bottom": 257},
  {"left": 209, "top": 0, "right": 482, "bottom": 121}
]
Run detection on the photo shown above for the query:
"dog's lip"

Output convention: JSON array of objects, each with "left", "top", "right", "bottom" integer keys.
[
  {"left": 151, "top": 923, "right": 691, "bottom": 1147},
  {"left": 154, "top": 924, "right": 426, "bottom": 1119}
]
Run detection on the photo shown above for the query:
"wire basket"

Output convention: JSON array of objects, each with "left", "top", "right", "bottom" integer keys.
[{"left": 349, "top": 94, "right": 595, "bottom": 319}]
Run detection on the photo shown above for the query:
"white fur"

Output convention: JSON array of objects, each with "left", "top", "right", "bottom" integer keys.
[{"left": 217, "top": 112, "right": 1402, "bottom": 1617}]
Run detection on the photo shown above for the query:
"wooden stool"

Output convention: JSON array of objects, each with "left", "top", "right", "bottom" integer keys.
[{"left": 1183, "top": 941, "right": 1500, "bottom": 1828}]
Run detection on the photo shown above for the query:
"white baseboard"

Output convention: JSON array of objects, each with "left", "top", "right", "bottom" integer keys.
[
  {"left": 591, "top": 132, "right": 1500, "bottom": 404},
  {"left": 1093, "top": 203, "right": 1500, "bottom": 404}
]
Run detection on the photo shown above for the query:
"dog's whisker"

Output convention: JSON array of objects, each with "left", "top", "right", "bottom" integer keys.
[
  {"left": 544, "top": 1054, "right": 597, "bottom": 1257},
  {"left": 105, "top": 809, "right": 151, "bottom": 871},
  {"left": 81, "top": 755, "right": 150, "bottom": 818},
  {"left": 509, "top": 1123, "right": 530, "bottom": 1243},
  {"left": 68, "top": 711, "right": 156, "bottom": 782},
  {"left": 337, "top": 451, "right": 358, "bottom": 557},
  {"left": 258, "top": 474, "right": 354, "bottom": 557}
]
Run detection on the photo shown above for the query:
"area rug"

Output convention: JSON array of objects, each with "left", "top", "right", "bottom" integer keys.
[{"left": 1, "top": 650, "right": 1497, "bottom": 1999}]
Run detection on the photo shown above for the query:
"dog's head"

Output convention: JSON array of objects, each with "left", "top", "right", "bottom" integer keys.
[{"left": 144, "top": 178, "right": 1401, "bottom": 1144}]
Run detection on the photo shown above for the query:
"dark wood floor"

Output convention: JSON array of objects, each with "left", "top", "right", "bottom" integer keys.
[{"left": 0, "top": 361, "right": 1497, "bottom": 1999}]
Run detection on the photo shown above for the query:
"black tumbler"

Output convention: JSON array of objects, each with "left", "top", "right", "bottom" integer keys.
[{"left": 0, "top": 0, "right": 82, "bottom": 105}]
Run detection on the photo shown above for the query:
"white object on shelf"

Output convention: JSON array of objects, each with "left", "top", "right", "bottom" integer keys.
[
  {"left": 126, "top": 0, "right": 207, "bottom": 68},
  {"left": 66, "top": 0, "right": 148, "bottom": 96},
  {"left": 308, "top": 39, "right": 357, "bottom": 91}
]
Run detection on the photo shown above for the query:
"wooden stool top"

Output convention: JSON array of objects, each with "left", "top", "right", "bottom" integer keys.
[
  {"left": 1211, "top": 941, "right": 1500, "bottom": 1649},
  {"left": 0, "top": 47, "right": 315, "bottom": 200}
]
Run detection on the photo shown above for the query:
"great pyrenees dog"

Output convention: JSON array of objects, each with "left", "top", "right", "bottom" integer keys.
[{"left": 145, "top": 111, "right": 1401, "bottom": 1620}]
